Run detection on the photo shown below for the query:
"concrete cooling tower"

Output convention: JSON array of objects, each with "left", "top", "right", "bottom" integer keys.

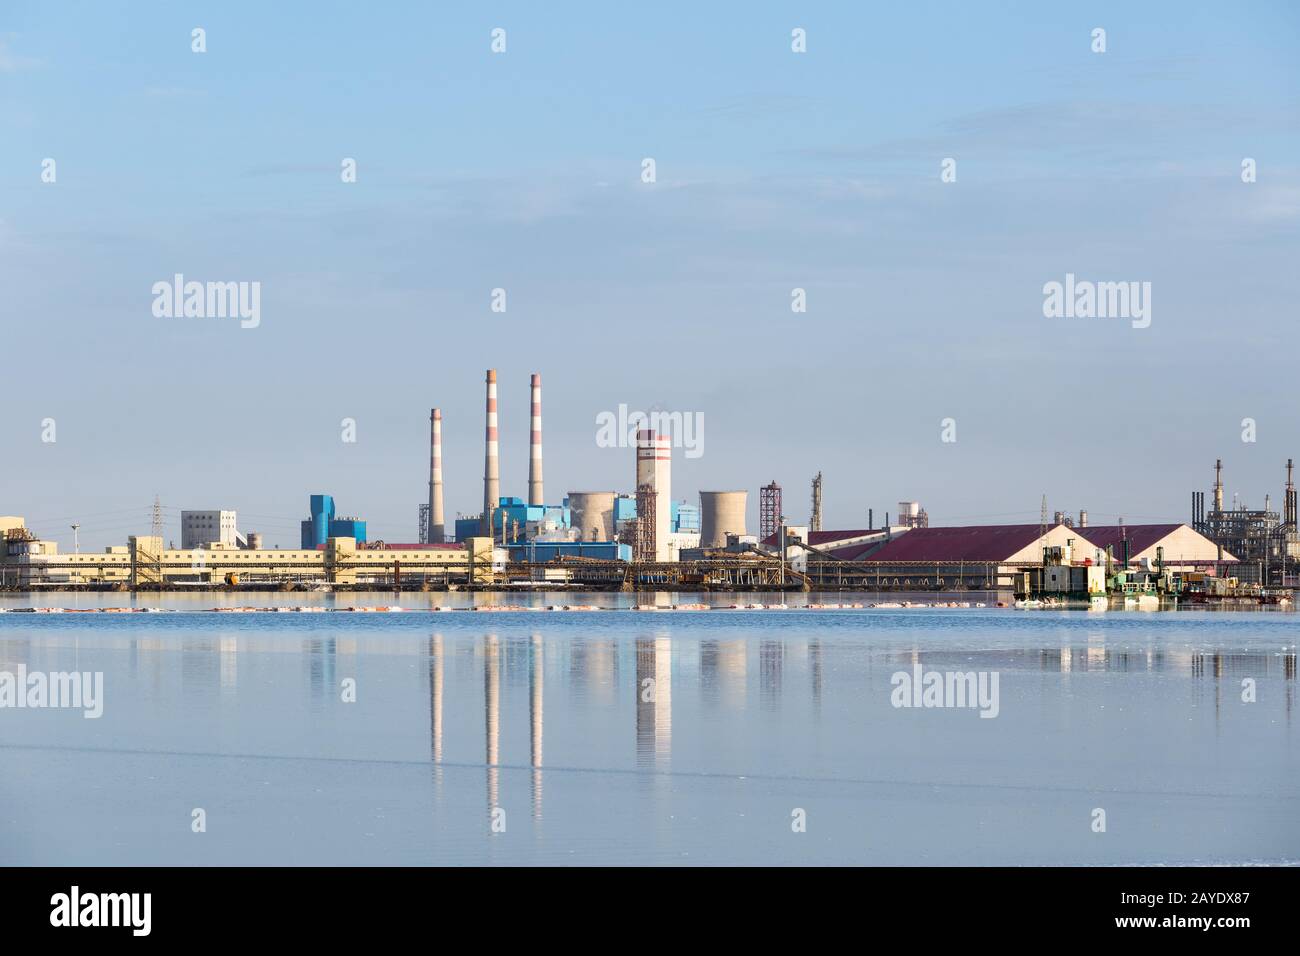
[
  {"left": 568, "top": 492, "right": 616, "bottom": 542},
  {"left": 699, "top": 491, "right": 748, "bottom": 548}
]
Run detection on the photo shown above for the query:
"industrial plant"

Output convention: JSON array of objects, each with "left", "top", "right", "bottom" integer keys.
[{"left": 2, "top": 369, "right": 1297, "bottom": 603}]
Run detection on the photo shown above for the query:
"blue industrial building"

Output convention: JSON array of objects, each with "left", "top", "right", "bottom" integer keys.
[
  {"left": 491, "top": 497, "right": 570, "bottom": 536},
  {"left": 455, "top": 497, "right": 571, "bottom": 542},
  {"left": 673, "top": 501, "right": 701, "bottom": 532},
  {"left": 453, "top": 516, "right": 483, "bottom": 542},
  {"left": 300, "top": 494, "right": 368, "bottom": 547},
  {"left": 508, "top": 541, "right": 631, "bottom": 563},
  {"left": 610, "top": 495, "right": 700, "bottom": 533}
]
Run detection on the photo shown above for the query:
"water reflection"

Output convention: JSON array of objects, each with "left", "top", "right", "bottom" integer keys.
[
  {"left": 529, "top": 633, "right": 543, "bottom": 820},
  {"left": 635, "top": 637, "right": 672, "bottom": 770},
  {"left": 759, "top": 640, "right": 784, "bottom": 711},
  {"left": 428, "top": 634, "right": 443, "bottom": 765},
  {"left": 484, "top": 634, "right": 500, "bottom": 820},
  {"left": 306, "top": 637, "right": 336, "bottom": 701},
  {"left": 700, "top": 639, "right": 746, "bottom": 710}
]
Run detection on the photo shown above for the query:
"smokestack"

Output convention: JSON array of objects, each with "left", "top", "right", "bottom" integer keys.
[
  {"left": 1079, "top": 509, "right": 1088, "bottom": 528},
  {"left": 482, "top": 370, "right": 499, "bottom": 535},
  {"left": 429, "top": 409, "right": 445, "bottom": 543},
  {"left": 635, "top": 429, "right": 672, "bottom": 561},
  {"left": 528, "top": 373, "right": 543, "bottom": 507},
  {"left": 1213, "top": 458, "right": 1224, "bottom": 512}
]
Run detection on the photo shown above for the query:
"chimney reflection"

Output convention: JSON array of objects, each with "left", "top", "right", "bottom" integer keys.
[
  {"left": 810, "top": 638, "right": 823, "bottom": 715},
  {"left": 484, "top": 634, "right": 500, "bottom": 820},
  {"left": 635, "top": 636, "right": 671, "bottom": 768},
  {"left": 530, "top": 633, "right": 543, "bottom": 820},
  {"left": 428, "top": 634, "right": 443, "bottom": 765},
  {"left": 306, "top": 637, "right": 336, "bottom": 700},
  {"left": 1287, "top": 653, "right": 1295, "bottom": 721},
  {"left": 760, "top": 640, "right": 784, "bottom": 710}
]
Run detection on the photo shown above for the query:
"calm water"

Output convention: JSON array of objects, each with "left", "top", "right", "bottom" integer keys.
[{"left": 1, "top": 595, "right": 1296, "bottom": 865}]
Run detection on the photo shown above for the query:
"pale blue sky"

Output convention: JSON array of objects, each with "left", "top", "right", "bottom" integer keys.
[{"left": 2, "top": 1, "right": 1298, "bottom": 548}]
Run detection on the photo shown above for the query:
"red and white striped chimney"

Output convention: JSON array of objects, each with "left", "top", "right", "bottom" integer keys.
[
  {"left": 528, "top": 373, "right": 543, "bottom": 507},
  {"left": 482, "top": 370, "right": 499, "bottom": 535},
  {"left": 428, "top": 408, "right": 444, "bottom": 543}
]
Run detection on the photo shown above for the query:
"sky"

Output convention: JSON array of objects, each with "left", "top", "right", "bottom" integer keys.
[{"left": 2, "top": 1, "right": 1298, "bottom": 550}]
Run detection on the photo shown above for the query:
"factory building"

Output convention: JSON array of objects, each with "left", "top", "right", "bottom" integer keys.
[
  {"left": 673, "top": 501, "right": 701, "bottom": 532},
  {"left": 507, "top": 541, "right": 632, "bottom": 563},
  {"left": 833, "top": 523, "right": 1094, "bottom": 564},
  {"left": 609, "top": 493, "right": 700, "bottom": 562},
  {"left": 454, "top": 514, "right": 485, "bottom": 543},
  {"left": 1072, "top": 524, "right": 1231, "bottom": 571},
  {"left": 803, "top": 523, "right": 1096, "bottom": 590},
  {"left": 609, "top": 498, "right": 697, "bottom": 538},
  {"left": 485, "top": 496, "right": 570, "bottom": 543},
  {"left": 300, "top": 494, "right": 367, "bottom": 548},
  {"left": 757, "top": 527, "right": 905, "bottom": 572},
  {"left": 181, "top": 510, "right": 239, "bottom": 550},
  {"left": 802, "top": 522, "right": 1227, "bottom": 590},
  {"left": 1192, "top": 458, "right": 1299, "bottom": 583},
  {"left": 896, "top": 501, "right": 930, "bottom": 529},
  {"left": 0, "top": 521, "right": 502, "bottom": 587}
]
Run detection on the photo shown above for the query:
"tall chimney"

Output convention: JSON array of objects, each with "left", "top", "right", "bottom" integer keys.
[
  {"left": 1213, "top": 458, "right": 1224, "bottom": 512},
  {"left": 428, "top": 409, "right": 445, "bottom": 543},
  {"left": 482, "top": 370, "right": 499, "bottom": 535},
  {"left": 528, "top": 373, "right": 543, "bottom": 507},
  {"left": 1079, "top": 509, "right": 1088, "bottom": 528}
]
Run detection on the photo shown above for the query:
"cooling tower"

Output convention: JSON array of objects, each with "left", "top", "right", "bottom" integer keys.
[
  {"left": 428, "top": 408, "right": 445, "bottom": 543},
  {"left": 528, "top": 373, "right": 543, "bottom": 506},
  {"left": 568, "top": 492, "right": 616, "bottom": 542},
  {"left": 699, "top": 491, "right": 748, "bottom": 549},
  {"left": 482, "top": 370, "right": 499, "bottom": 535}
]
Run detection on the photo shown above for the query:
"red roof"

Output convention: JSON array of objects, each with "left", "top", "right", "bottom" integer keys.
[
  {"left": 853, "top": 525, "right": 1066, "bottom": 563},
  {"left": 1069, "top": 524, "right": 1204, "bottom": 558}
]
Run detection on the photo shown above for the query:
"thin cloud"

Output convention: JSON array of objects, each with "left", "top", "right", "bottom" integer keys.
[{"left": 0, "top": 36, "right": 40, "bottom": 72}]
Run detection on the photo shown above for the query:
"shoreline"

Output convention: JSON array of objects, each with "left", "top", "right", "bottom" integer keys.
[{"left": 1, "top": 599, "right": 1293, "bottom": 615}]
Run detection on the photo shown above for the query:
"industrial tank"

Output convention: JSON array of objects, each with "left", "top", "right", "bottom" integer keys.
[
  {"left": 699, "top": 491, "right": 748, "bottom": 548},
  {"left": 568, "top": 492, "right": 616, "bottom": 542}
]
